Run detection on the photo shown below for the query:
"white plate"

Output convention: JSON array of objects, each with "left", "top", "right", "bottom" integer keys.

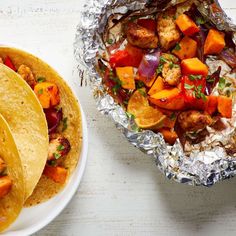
[{"left": 3, "top": 105, "right": 88, "bottom": 236}]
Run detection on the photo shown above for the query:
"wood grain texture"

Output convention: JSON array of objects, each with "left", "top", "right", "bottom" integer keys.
[{"left": 0, "top": 0, "right": 235, "bottom": 235}]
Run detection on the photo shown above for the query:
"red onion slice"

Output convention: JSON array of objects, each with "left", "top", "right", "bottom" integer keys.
[{"left": 44, "top": 108, "right": 63, "bottom": 134}]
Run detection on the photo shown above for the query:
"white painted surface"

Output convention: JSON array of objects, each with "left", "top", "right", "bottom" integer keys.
[{"left": 0, "top": 1, "right": 235, "bottom": 236}]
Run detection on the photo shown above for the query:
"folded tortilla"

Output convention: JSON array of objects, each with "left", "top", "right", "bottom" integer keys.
[
  {"left": 0, "top": 114, "right": 24, "bottom": 233},
  {"left": 0, "top": 47, "right": 83, "bottom": 206},
  {"left": 0, "top": 63, "right": 49, "bottom": 200}
]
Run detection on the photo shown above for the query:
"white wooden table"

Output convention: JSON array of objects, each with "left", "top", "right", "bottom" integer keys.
[{"left": 0, "top": 1, "right": 236, "bottom": 235}]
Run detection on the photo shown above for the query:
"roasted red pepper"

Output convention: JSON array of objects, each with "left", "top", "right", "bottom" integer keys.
[
  {"left": 4, "top": 56, "right": 17, "bottom": 71},
  {"left": 137, "top": 19, "right": 156, "bottom": 32},
  {"left": 109, "top": 44, "right": 143, "bottom": 68},
  {"left": 181, "top": 75, "right": 207, "bottom": 110}
]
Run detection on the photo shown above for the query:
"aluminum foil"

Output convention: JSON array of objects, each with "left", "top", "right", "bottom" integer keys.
[{"left": 74, "top": 0, "right": 236, "bottom": 186}]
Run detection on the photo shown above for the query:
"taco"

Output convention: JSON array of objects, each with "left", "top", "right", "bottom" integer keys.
[
  {"left": 0, "top": 47, "right": 83, "bottom": 206},
  {"left": 0, "top": 114, "right": 24, "bottom": 233},
  {"left": 0, "top": 63, "right": 48, "bottom": 201}
]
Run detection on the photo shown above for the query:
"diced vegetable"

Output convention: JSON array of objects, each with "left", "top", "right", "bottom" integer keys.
[
  {"left": 116, "top": 67, "right": 135, "bottom": 90},
  {"left": 44, "top": 108, "right": 63, "bottom": 134},
  {"left": 158, "top": 128, "right": 178, "bottom": 145},
  {"left": 148, "top": 76, "right": 164, "bottom": 96},
  {"left": 110, "top": 45, "right": 143, "bottom": 68},
  {"left": 34, "top": 82, "right": 60, "bottom": 109},
  {"left": 43, "top": 165, "right": 67, "bottom": 184},
  {"left": 4, "top": 56, "right": 17, "bottom": 71},
  {"left": 0, "top": 176, "right": 12, "bottom": 198},
  {"left": 172, "top": 36, "right": 197, "bottom": 60},
  {"left": 181, "top": 58, "right": 208, "bottom": 76},
  {"left": 137, "top": 19, "right": 156, "bottom": 32},
  {"left": 175, "top": 14, "right": 200, "bottom": 36},
  {"left": 205, "top": 95, "right": 218, "bottom": 115},
  {"left": 135, "top": 74, "right": 156, "bottom": 88},
  {"left": 217, "top": 96, "right": 232, "bottom": 118},
  {"left": 125, "top": 44, "right": 144, "bottom": 67},
  {"left": 149, "top": 88, "right": 185, "bottom": 110},
  {"left": 204, "top": 29, "right": 225, "bottom": 55},
  {"left": 138, "top": 50, "right": 161, "bottom": 78}
]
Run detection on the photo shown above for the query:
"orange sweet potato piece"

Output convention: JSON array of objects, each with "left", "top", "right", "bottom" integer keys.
[
  {"left": 217, "top": 96, "right": 232, "bottom": 118},
  {"left": 34, "top": 82, "right": 60, "bottom": 109},
  {"left": 158, "top": 128, "right": 178, "bottom": 145},
  {"left": 148, "top": 76, "right": 164, "bottom": 96},
  {"left": 181, "top": 58, "right": 208, "bottom": 76},
  {"left": 205, "top": 95, "right": 218, "bottom": 115},
  {"left": 0, "top": 176, "right": 12, "bottom": 198},
  {"left": 149, "top": 88, "right": 185, "bottom": 110},
  {"left": 135, "top": 74, "right": 156, "bottom": 87},
  {"left": 175, "top": 14, "right": 200, "bottom": 36},
  {"left": 172, "top": 36, "right": 197, "bottom": 60},
  {"left": 116, "top": 67, "right": 135, "bottom": 90},
  {"left": 43, "top": 165, "right": 68, "bottom": 184},
  {"left": 204, "top": 29, "right": 225, "bottom": 55}
]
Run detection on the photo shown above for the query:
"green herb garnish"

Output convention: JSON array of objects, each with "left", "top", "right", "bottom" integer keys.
[
  {"left": 38, "top": 89, "right": 43, "bottom": 95},
  {"left": 126, "top": 112, "right": 135, "bottom": 119},
  {"left": 160, "top": 56, "right": 169, "bottom": 64},
  {"left": 184, "top": 83, "right": 194, "bottom": 90},
  {"left": 196, "top": 17, "right": 206, "bottom": 25},
  {"left": 189, "top": 75, "right": 202, "bottom": 81},
  {"left": 53, "top": 153, "right": 61, "bottom": 160},
  {"left": 138, "top": 89, "right": 147, "bottom": 97},
  {"left": 37, "top": 77, "right": 46, "bottom": 83},
  {"left": 136, "top": 80, "right": 145, "bottom": 89},
  {"left": 156, "top": 64, "right": 164, "bottom": 74},
  {"left": 173, "top": 43, "right": 181, "bottom": 51},
  {"left": 62, "top": 117, "right": 68, "bottom": 132},
  {"left": 170, "top": 112, "right": 176, "bottom": 120},
  {"left": 57, "top": 144, "right": 65, "bottom": 151},
  {"left": 107, "top": 38, "right": 113, "bottom": 44}
]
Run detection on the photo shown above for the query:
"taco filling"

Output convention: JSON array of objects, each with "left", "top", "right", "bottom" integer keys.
[
  {"left": 1, "top": 57, "right": 71, "bottom": 184},
  {"left": 0, "top": 157, "right": 12, "bottom": 199},
  {"left": 98, "top": 3, "right": 236, "bottom": 146}
]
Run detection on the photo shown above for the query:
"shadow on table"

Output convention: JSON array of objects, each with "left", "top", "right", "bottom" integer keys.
[{"left": 152, "top": 168, "right": 236, "bottom": 229}]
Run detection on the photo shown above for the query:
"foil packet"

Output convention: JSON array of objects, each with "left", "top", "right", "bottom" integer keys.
[{"left": 74, "top": 0, "right": 236, "bottom": 186}]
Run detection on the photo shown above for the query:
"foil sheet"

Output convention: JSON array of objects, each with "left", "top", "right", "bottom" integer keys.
[{"left": 74, "top": 0, "right": 236, "bottom": 186}]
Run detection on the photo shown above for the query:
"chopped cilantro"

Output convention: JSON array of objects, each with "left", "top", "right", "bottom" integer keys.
[
  {"left": 196, "top": 16, "right": 206, "bottom": 25},
  {"left": 37, "top": 77, "right": 46, "bottom": 83},
  {"left": 169, "top": 62, "right": 174, "bottom": 69},
  {"left": 189, "top": 74, "right": 202, "bottom": 81},
  {"left": 226, "top": 82, "right": 232, "bottom": 87},
  {"left": 218, "top": 77, "right": 226, "bottom": 90},
  {"left": 107, "top": 38, "right": 113, "bottom": 44},
  {"left": 138, "top": 89, "right": 147, "bottom": 97},
  {"left": 53, "top": 152, "right": 61, "bottom": 160},
  {"left": 126, "top": 112, "right": 135, "bottom": 119},
  {"left": 160, "top": 56, "right": 168, "bottom": 64},
  {"left": 62, "top": 117, "right": 68, "bottom": 132},
  {"left": 38, "top": 89, "right": 43, "bottom": 95},
  {"left": 156, "top": 64, "right": 164, "bottom": 74},
  {"left": 110, "top": 77, "right": 122, "bottom": 94},
  {"left": 184, "top": 83, "right": 194, "bottom": 90},
  {"left": 57, "top": 144, "right": 65, "bottom": 151},
  {"left": 174, "top": 43, "right": 181, "bottom": 51},
  {"left": 170, "top": 113, "right": 176, "bottom": 120},
  {"left": 136, "top": 80, "right": 145, "bottom": 89}
]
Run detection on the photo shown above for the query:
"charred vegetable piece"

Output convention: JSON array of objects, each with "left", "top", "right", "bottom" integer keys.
[
  {"left": 175, "top": 14, "right": 200, "bottom": 36},
  {"left": 137, "top": 19, "right": 156, "bottom": 32},
  {"left": 181, "top": 58, "right": 208, "bottom": 76},
  {"left": 116, "top": 67, "right": 135, "bottom": 90},
  {"left": 0, "top": 176, "right": 12, "bottom": 198},
  {"left": 48, "top": 135, "right": 71, "bottom": 161},
  {"left": 172, "top": 36, "right": 197, "bottom": 60},
  {"left": 204, "top": 29, "right": 225, "bottom": 55},
  {"left": 126, "top": 22, "right": 158, "bottom": 49},
  {"left": 217, "top": 96, "right": 232, "bottom": 118},
  {"left": 158, "top": 128, "right": 178, "bottom": 145},
  {"left": 44, "top": 108, "right": 63, "bottom": 134},
  {"left": 43, "top": 165, "right": 67, "bottom": 184},
  {"left": 4, "top": 56, "right": 16, "bottom": 71},
  {"left": 157, "top": 8, "right": 181, "bottom": 51},
  {"left": 34, "top": 82, "right": 60, "bottom": 109},
  {"left": 205, "top": 95, "right": 218, "bottom": 115},
  {"left": 148, "top": 76, "right": 164, "bottom": 96},
  {"left": 219, "top": 49, "right": 236, "bottom": 70},
  {"left": 0, "top": 157, "right": 6, "bottom": 175},
  {"left": 178, "top": 110, "right": 213, "bottom": 132},
  {"left": 18, "top": 64, "right": 36, "bottom": 88}
]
